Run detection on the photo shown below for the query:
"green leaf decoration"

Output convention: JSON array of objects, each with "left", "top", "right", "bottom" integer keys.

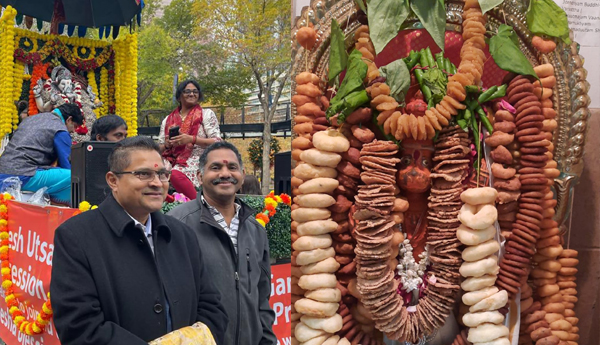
[
  {"left": 326, "top": 49, "right": 369, "bottom": 120},
  {"left": 527, "top": 0, "right": 571, "bottom": 44},
  {"left": 378, "top": 59, "right": 411, "bottom": 103},
  {"left": 496, "top": 24, "right": 520, "bottom": 48},
  {"left": 489, "top": 25, "right": 537, "bottom": 78},
  {"left": 329, "top": 50, "right": 368, "bottom": 104},
  {"left": 479, "top": 0, "right": 505, "bottom": 14},
  {"left": 355, "top": 0, "right": 367, "bottom": 14},
  {"left": 329, "top": 19, "right": 348, "bottom": 84},
  {"left": 334, "top": 90, "right": 370, "bottom": 123},
  {"left": 422, "top": 67, "right": 448, "bottom": 105},
  {"left": 367, "top": 0, "right": 410, "bottom": 55},
  {"left": 411, "top": 0, "right": 446, "bottom": 51}
]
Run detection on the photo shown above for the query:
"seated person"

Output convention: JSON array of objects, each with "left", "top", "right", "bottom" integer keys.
[
  {"left": 90, "top": 114, "right": 128, "bottom": 142},
  {"left": 0, "top": 103, "right": 84, "bottom": 205}
]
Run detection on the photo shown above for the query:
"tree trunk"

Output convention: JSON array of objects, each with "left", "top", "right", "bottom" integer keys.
[{"left": 261, "top": 122, "right": 272, "bottom": 195}]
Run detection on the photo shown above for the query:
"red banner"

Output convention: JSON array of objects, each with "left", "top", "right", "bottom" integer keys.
[
  {"left": 0, "top": 201, "right": 292, "bottom": 345},
  {"left": 0, "top": 201, "right": 79, "bottom": 345},
  {"left": 269, "top": 262, "right": 291, "bottom": 345}
]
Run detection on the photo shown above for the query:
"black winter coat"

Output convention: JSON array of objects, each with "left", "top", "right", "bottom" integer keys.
[
  {"left": 168, "top": 196, "right": 276, "bottom": 345},
  {"left": 50, "top": 194, "right": 228, "bottom": 345}
]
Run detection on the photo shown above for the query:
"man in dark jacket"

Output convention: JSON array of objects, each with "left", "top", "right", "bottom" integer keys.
[
  {"left": 50, "top": 136, "right": 228, "bottom": 345},
  {"left": 168, "top": 141, "right": 276, "bottom": 345}
]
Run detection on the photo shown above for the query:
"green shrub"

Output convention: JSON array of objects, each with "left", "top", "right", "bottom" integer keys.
[
  {"left": 240, "top": 195, "right": 291, "bottom": 261},
  {"left": 161, "top": 201, "right": 185, "bottom": 214}
]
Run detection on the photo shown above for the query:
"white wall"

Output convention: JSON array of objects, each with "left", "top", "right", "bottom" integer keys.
[{"left": 292, "top": 0, "right": 312, "bottom": 23}]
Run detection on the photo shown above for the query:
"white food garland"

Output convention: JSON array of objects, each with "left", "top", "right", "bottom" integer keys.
[{"left": 397, "top": 235, "right": 430, "bottom": 294}]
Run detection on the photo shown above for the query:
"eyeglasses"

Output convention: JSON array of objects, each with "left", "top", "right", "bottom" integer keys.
[
  {"left": 182, "top": 89, "right": 199, "bottom": 95},
  {"left": 113, "top": 170, "right": 171, "bottom": 182}
]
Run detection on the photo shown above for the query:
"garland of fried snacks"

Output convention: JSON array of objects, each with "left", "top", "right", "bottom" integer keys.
[{"left": 362, "top": 0, "right": 487, "bottom": 141}]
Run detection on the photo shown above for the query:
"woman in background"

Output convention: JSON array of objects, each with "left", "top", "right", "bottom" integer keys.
[
  {"left": 239, "top": 175, "right": 262, "bottom": 195},
  {"left": 159, "top": 80, "right": 221, "bottom": 200}
]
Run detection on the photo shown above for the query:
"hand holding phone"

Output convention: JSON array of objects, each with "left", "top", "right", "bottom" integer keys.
[{"left": 168, "top": 126, "right": 180, "bottom": 139}]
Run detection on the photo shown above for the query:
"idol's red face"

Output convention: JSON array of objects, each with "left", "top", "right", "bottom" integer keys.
[{"left": 397, "top": 139, "right": 433, "bottom": 194}]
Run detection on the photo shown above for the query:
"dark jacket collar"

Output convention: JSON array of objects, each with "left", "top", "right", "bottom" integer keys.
[
  {"left": 99, "top": 194, "right": 172, "bottom": 242},
  {"left": 195, "top": 193, "right": 255, "bottom": 227}
]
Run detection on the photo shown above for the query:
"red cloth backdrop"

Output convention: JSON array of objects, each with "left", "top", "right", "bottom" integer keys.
[{"left": 376, "top": 29, "right": 507, "bottom": 88}]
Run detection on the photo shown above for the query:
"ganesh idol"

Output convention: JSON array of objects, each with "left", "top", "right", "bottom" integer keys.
[{"left": 33, "top": 65, "right": 102, "bottom": 142}]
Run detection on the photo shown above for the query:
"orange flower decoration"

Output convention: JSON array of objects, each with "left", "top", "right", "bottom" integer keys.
[
  {"left": 280, "top": 194, "right": 291, "bottom": 206},
  {"left": 28, "top": 63, "right": 49, "bottom": 116},
  {"left": 256, "top": 213, "right": 270, "bottom": 224},
  {"left": 254, "top": 192, "right": 290, "bottom": 227}
]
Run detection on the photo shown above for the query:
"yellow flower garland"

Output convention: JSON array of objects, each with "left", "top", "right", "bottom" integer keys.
[
  {"left": 0, "top": 6, "right": 17, "bottom": 138},
  {"left": 0, "top": 193, "right": 96, "bottom": 336},
  {"left": 113, "top": 34, "right": 138, "bottom": 137},
  {"left": 15, "top": 28, "right": 111, "bottom": 68},
  {"left": 0, "top": 10, "right": 138, "bottom": 139},
  {"left": 87, "top": 69, "right": 100, "bottom": 116},
  {"left": 87, "top": 70, "right": 98, "bottom": 95},
  {"left": 15, "top": 28, "right": 110, "bottom": 49},
  {"left": 99, "top": 67, "right": 109, "bottom": 117},
  {"left": 12, "top": 61, "right": 25, "bottom": 129},
  {"left": 129, "top": 33, "right": 138, "bottom": 136}
]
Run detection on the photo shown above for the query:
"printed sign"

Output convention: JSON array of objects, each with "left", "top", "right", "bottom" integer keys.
[
  {"left": 270, "top": 262, "right": 291, "bottom": 345},
  {"left": 0, "top": 201, "right": 78, "bottom": 345}
]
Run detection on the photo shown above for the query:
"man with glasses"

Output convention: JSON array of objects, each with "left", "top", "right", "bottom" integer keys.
[
  {"left": 50, "top": 136, "right": 227, "bottom": 344},
  {"left": 169, "top": 141, "right": 276, "bottom": 345}
]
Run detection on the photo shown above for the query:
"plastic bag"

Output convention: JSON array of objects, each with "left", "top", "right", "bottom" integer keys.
[
  {"left": 0, "top": 177, "right": 23, "bottom": 201},
  {"left": 27, "top": 187, "right": 51, "bottom": 206},
  {"left": 149, "top": 322, "right": 216, "bottom": 345}
]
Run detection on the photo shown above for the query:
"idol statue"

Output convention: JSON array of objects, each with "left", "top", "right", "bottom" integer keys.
[{"left": 33, "top": 65, "right": 102, "bottom": 142}]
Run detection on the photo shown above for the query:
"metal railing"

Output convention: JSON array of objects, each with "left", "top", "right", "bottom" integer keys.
[{"left": 138, "top": 102, "right": 292, "bottom": 138}]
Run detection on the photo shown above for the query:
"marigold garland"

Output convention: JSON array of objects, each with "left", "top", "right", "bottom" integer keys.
[
  {"left": 12, "top": 61, "right": 24, "bottom": 129},
  {"left": 0, "top": 10, "right": 137, "bottom": 141},
  {"left": 0, "top": 6, "right": 17, "bottom": 138},
  {"left": 129, "top": 33, "right": 138, "bottom": 136},
  {"left": 0, "top": 193, "right": 96, "bottom": 336},
  {"left": 113, "top": 34, "right": 139, "bottom": 136},
  {"left": 98, "top": 67, "right": 109, "bottom": 117},
  {"left": 13, "top": 29, "right": 112, "bottom": 71},
  {"left": 87, "top": 70, "right": 98, "bottom": 98},
  {"left": 113, "top": 40, "right": 123, "bottom": 122},
  {"left": 255, "top": 191, "right": 291, "bottom": 227}
]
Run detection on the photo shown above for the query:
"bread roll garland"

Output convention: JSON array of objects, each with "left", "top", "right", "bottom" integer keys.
[
  {"left": 292, "top": 130, "right": 348, "bottom": 344},
  {"left": 455, "top": 187, "right": 510, "bottom": 345}
]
